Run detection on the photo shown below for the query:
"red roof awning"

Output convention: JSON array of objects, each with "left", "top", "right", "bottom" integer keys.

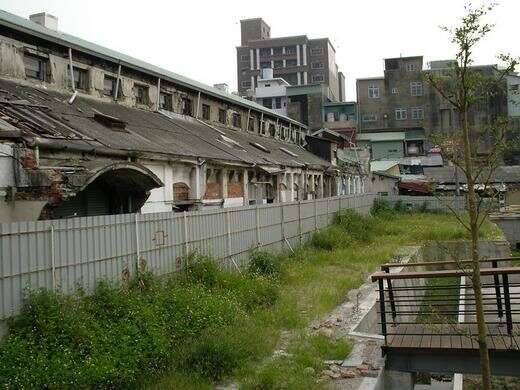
[{"left": 399, "top": 181, "right": 431, "bottom": 194}]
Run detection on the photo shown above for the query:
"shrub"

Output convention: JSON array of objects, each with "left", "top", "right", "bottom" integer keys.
[
  {"left": 394, "top": 199, "right": 408, "bottom": 213},
  {"left": 248, "top": 251, "right": 281, "bottom": 278},
  {"left": 371, "top": 198, "right": 396, "bottom": 219},
  {"left": 334, "top": 209, "right": 375, "bottom": 241},
  {"left": 183, "top": 254, "right": 223, "bottom": 288},
  {"left": 182, "top": 329, "right": 245, "bottom": 381},
  {"left": 310, "top": 225, "right": 352, "bottom": 250}
]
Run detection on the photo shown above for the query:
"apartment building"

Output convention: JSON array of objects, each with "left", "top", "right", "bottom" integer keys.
[
  {"left": 0, "top": 10, "right": 368, "bottom": 222},
  {"left": 237, "top": 18, "right": 345, "bottom": 102},
  {"left": 356, "top": 56, "right": 510, "bottom": 161}
]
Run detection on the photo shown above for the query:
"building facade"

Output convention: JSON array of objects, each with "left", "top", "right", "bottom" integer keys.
[
  {"left": 237, "top": 18, "right": 343, "bottom": 102},
  {"left": 356, "top": 56, "right": 509, "bottom": 161},
  {"left": 0, "top": 10, "right": 366, "bottom": 222}
]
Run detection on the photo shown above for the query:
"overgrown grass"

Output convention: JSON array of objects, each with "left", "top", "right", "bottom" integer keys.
[{"left": 0, "top": 209, "right": 502, "bottom": 389}]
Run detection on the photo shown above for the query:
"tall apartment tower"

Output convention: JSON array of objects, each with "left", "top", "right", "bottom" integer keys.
[{"left": 237, "top": 18, "right": 344, "bottom": 102}]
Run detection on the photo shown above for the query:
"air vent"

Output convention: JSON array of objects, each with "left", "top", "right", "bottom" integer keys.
[
  {"left": 93, "top": 110, "right": 127, "bottom": 131},
  {"left": 249, "top": 142, "right": 270, "bottom": 153},
  {"left": 279, "top": 147, "right": 298, "bottom": 157}
]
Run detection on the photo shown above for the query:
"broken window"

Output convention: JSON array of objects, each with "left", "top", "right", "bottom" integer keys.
[
  {"left": 232, "top": 112, "right": 242, "bottom": 128},
  {"left": 23, "top": 53, "right": 46, "bottom": 81},
  {"left": 218, "top": 108, "right": 227, "bottom": 124},
  {"left": 133, "top": 84, "right": 148, "bottom": 104},
  {"left": 73, "top": 67, "right": 88, "bottom": 90},
  {"left": 103, "top": 75, "right": 117, "bottom": 97},
  {"left": 273, "top": 60, "right": 283, "bottom": 69},
  {"left": 202, "top": 104, "right": 211, "bottom": 120},
  {"left": 248, "top": 117, "right": 255, "bottom": 132},
  {"left": 269, "top": 123, "right": 276, "bottom": 137},
  {"left": 182, "top": 97, "right": 193, "bottom": 116},
  {"left": 260, "top": 61, "right": 271, "bottom": 69},
  {"left": 160, "top": 92, "right": 173, "bottom": 111}
]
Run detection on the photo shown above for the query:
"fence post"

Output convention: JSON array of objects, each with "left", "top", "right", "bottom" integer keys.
[
  {"left": 226, "top": 210, "right": 232, "bottom": 261},
  {"left": 255, "top": 205, "right": 260, "bottom": 247},
  {"left": 50, "top": 224, "right": 56, "bottom": 291},
  {"left": 314, "top": 197, "right": 318, "bottom": 231},
  {"left": 134, "top": 213, "right": 140, "bottom": 276},
  {"left": 298, "top": 200, "right": 302, "bottom": 245},
  {"left": 280, "top": 203, "right": 285, "bottom": 244},
  {"left": 183, "top": 211, "right": 189, "bottom": 257},
  {"left": 326, "top": 197, "right": 330, "bottom": 224}
]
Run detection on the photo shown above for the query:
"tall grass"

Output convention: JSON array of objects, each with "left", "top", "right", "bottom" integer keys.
[{"left": 0, "top": 209, "right": 502, "bottom": 388}]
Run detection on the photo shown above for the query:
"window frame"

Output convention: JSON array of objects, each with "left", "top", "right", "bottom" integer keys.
[
  {"left": 310, "top": 47, "right": 324, "bottom": 56},
  {"left": 362, "top": 113, "right": 377, "bottom": 122},
  {"left": 406, "top": 63, "right": 417, "bottom": 72},
  {"left": 202, "top": 104, "right": 211, "bottom": 120},
  {"left": 312, "top": 74, "right": 325, "bottom": 83},
  {"left": 410, "top": 81, "right": 423, "bottom": 96},
  {"left": 73, "top": 67, "right": 88, "bottom": 90},
  {"left": 218, "top": 108, "right": 227, "bottom": 124},
  {"left": 311, "top": 61, "right": 324, "bottom": 69},
  {"left": 232, "top": 112, "right": 242, "bottom": 128},
  {"left": 133, "top": 84, "right": 148, "bottom": 104},
  {"left": 368, "top": 84, "right": 380, "bottom": 99},
  {"left": 159, "top": 92, "right": 173, "bottom": 111},
  {"left": 23, "top": 53, "right": 46, "bottom": 81},
  {"left": 411, "top": 107, "right": 424, "bottom": 120},
  {"left": 395, "top": 108, "right": 407, "bottom": 120},
  {"left": 103, "top": 75, "right": 117, "bottom": 97}
]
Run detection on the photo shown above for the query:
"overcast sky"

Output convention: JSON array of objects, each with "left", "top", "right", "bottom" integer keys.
[{"left": 0, "top": 0, "right": 517, "bottom": 100}]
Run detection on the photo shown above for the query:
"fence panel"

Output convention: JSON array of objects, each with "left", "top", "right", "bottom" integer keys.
[{"left": 0, "top": 193, "right": 375, "bottom": 320}]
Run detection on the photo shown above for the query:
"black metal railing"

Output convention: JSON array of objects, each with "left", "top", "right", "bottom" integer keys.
[{"left": 371, "top": 264, "right": 520, "bottom": 343}]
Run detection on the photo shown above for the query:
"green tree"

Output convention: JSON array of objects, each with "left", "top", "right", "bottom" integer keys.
[{"left": 424, "top": 3, "right": 518, "bottom": 388}]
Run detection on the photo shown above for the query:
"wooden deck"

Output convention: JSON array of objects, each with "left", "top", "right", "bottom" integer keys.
[{"left": 385, "top": 323, "right": 520, "bottom": 352}]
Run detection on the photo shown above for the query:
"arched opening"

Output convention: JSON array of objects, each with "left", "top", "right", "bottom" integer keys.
[{"left": 40, "top": 164, "right": 163, "bottom": 219}]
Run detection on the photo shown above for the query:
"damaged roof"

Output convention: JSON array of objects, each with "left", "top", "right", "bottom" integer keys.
[
  {"left": 0, "top": 79, "right": 329, "bottom": 170},
  {"left": 0, "top": 9, "right": 305, "bottom": 128}
]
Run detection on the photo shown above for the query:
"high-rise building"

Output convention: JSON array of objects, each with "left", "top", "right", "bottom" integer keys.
[{"left": 237, "top": 18, "right": 344, "bottom": 102}]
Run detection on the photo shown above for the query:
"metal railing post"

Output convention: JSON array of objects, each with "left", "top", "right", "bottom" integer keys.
[
  {"left": 492, "top": 260, "right": 503, "bottom": 320},
  {"left": 383, "top": 266, "right": 397, "bottom": 322},
  {"left": 378, "top": 278, "right": 387, "bottom": 342},
  {"left": 502, "top": 272, "right": 513, "bottom": 335}
]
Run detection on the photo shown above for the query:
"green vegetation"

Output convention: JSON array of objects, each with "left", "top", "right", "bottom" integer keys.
[
  {"left": 418, "top": 277, "right": 460, "bottom": 324},
  {"left": 0, "top": 208, "right": 502, "bottom": 389}
]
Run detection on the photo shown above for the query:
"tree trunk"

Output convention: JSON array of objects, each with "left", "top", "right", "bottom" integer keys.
[{"left": 462, "top": 108, "right": 492, "bottom": 389}]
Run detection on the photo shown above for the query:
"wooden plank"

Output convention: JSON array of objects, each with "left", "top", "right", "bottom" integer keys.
[
  {"left": 409, "top": 324, "right": 424, "bottom": 349},
  {"left": 440, "top": 324, "right": 454, "bottom": 349},
  {"left": 420, "top": 326, "right": 432, "bottom": 349}
]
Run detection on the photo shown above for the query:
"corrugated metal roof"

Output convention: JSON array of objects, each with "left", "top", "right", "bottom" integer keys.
[
  {"left": 0, "top": 9, "right": 306, "bottom": 128},
  {"left": 424, "top": 166, "right": 520, "bottom": 184},
  {"left": 370, "top": 160, "right": 399, "bottom": 172},
  {"left": 357, "top": 132, "right": 405, "bottom": 142}
]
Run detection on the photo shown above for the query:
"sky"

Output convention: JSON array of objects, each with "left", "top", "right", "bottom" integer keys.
[{"left": 0, "top": 0, "right": 517, "bottom": 101}]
